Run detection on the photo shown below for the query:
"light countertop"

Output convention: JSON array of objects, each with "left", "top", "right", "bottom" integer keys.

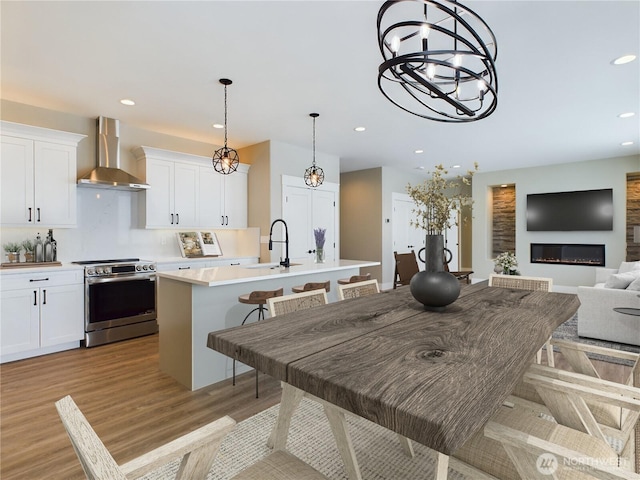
[{"left": 156, "top": 259, "right": 379, "bottom": 287}]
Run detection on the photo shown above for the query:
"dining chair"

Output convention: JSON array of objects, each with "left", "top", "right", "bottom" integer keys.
[
  {"left": 55, "top": 395, "right": 328, "bottom": 480},
  {"left": 443, "top": 261, "right": 473, "bottom": 284},
  {"left": 540, "top": 339, "right": 640, "bottom": 472},
  {"left": 267, "top": 289, "right": 328, "bottom": 317},
  {"left": 337, "top": 279, "right": 379, "bottom": 301},
  {"left": 393, "top": 250, "right": 419, "bottom": 288},
  {"left": 488, "top": 274, "right": 555, "bottom": 366},
  {"left": 451, "top": 401, "right": 635, "bottom": 480}
]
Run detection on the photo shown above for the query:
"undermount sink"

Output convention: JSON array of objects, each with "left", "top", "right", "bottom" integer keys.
[{"left": 243, "top": 262, "right": 302, "bottom": 270}]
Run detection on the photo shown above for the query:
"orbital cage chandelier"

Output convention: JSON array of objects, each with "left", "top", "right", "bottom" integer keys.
[
  {"left": 377, "top": 0, "right": 498, "bottom": 122},
  {"left": 212, "top": 78, "right": 239, "bottom": 174},
  {"left": 304, "top": 113, "right": 324, "bottom": 188}
]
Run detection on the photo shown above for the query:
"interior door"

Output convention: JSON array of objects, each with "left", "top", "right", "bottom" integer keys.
[{"left": 392, "top": 194, "right": 424, "bottom": 257}]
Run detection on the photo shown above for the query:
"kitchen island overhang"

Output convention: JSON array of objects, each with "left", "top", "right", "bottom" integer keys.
[{"left": 156, "top": 259, "right": 379, "bottom": 390}]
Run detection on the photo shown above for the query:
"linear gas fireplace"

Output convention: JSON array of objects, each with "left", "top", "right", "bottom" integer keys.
[{"left": 530, "top": 243, "right": 605, "bottom": 266}]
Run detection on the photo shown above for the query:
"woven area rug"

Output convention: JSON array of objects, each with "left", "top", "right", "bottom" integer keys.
[
  {"left": 552, "top": 314, "right": 640, "bottom": 365},
  {"left": 141, "top": 397, "right": 469, "bottom": 480}
]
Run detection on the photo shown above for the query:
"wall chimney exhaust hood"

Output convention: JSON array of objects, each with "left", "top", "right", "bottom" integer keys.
[{"left": 78, "top": 117, "right": 150, "bottom": 191}]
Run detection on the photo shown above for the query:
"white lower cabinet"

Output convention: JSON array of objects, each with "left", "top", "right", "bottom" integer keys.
[{"left": 1, "top": 270, "right": 84, "bottom": 362}]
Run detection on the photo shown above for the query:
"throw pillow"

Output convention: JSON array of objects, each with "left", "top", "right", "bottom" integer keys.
[
  {"left": 626, "top": 276, "right": 640, "bottom": 291},
  {"left": 618, "top": 261, "right": 640, "bottom": 274},
  {"left": 604, "top": 270, "right": 640, "bottom": 289}
]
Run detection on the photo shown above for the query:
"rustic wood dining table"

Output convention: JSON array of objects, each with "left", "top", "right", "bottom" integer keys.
[{"left": 207, "top": 281, "right": 580, "bottom": 479}]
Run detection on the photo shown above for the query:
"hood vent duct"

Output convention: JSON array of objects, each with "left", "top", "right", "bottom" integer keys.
[{"left": 78, "top": 117, "right": 150, "bottom": 191}]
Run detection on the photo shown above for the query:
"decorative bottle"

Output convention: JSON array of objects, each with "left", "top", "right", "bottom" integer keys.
[
  {"left": 44, "top": 231, "right": 52, "bottom": 262},
  {"left": 48, "top": 229, "right": 57, "bottom": 262},
  {"left": 34, "top": 233, "right": 44, "bottom": 263}
]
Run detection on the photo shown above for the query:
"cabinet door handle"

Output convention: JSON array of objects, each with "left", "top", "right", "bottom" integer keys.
[
  {"left": 42, "top": 289, "right": 47, "bottom": 305},
  {"left": 29, "top": 278, "right": 49, "bottom": 282},
  {"left": 307, "top": 249, "right": 316, "bottom": 254},
  {"left": 176, "top": 213, "right": 179, "bottom": 224},
  {"left": 171, "top": 213, "right": 174, "bottom": 225},
  {"left": 221, "top": 215, "right": 224, "bottom": 225},
  {"left": 28, "top": 207, "right": 32, "bottom": 222},
  {"left": 225, "top": 215, "right": 229, "bottom": 225},
  {"left": 230, "top": 262, "right": 240, "bottom": 266},
  {"left": 37, "top": 207, "right": 41, "bottom": 222},
  {"left": 178, "top": 266, "right": 191, "bottom": 270},
  {"left": 33, "top": 291, "right": 38, "bottom": 306}
]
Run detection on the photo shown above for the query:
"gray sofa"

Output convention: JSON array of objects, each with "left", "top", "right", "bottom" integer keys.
[{"left": 577, "top": 262, "right": 640, "bottom": 346}]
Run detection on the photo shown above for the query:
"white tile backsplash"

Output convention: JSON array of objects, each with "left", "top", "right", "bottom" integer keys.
[{"left": 1, "top": 188, "right": 259, "bottom": 262}]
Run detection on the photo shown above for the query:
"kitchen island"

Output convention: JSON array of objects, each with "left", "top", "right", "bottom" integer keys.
[{"left": 157, "top": 259, "right": 378, "bottom": 390}]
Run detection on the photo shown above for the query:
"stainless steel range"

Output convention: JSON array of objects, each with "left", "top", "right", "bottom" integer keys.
[{"left": 73, "top": 258, "right": 158, "bottom": 347}]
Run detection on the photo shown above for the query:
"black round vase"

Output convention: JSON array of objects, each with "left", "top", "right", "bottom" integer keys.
[
  {"left": 410, "top": 234, "right": 461, "bottom": 311},
  {"left": 410, "top": 271, "right": 460, "bottom": 311}
]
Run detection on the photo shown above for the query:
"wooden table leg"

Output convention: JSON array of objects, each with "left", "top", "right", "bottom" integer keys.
[
  {"left": 267, "top": 382, "right": 304, "bottom": 450},
  {"left": 323, "top": 403, "right": 363, "bottom": 480},
  {"left": 434, "top": 451, "right": 449, "bottom": 480}
]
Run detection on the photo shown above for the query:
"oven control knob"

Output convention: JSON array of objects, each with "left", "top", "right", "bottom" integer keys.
[
  {"left": 149, "top": 264, "right": 155, "bottom": 271},
  {"left": 105, "top": 267, "right": 112, "bottom": 275},
  {"left": 96, "top": 267, "right": 104, "bottom": 275},
  {"left": 136, "top": 265, "right": 142, "bottom": 271},
  {"left": 87, "top": 268, "right": 95, "bottom": 276},
  {"left": 143, "top": 265, "right": 148, "bottom": 270}
]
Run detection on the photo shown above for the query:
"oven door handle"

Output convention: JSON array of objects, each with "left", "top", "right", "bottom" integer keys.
[{"left": 87, "top": 274, "right": 156, "bottom": 285}]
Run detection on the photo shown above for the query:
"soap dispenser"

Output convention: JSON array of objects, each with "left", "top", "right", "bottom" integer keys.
[{"left": 44, "top": 231, "right": 52, "bottom": 262}]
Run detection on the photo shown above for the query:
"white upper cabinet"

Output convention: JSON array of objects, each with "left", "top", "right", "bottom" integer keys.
[
  {"left": 1, "top": 122, "right": 86, "bottom": 227},
  {"left": 134, "top": 146, "right": 249, "bottom": 229}
]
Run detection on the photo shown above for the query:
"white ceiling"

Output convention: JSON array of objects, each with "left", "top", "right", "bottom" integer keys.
[{"left": 1, "top": 1, "right": 639, "bottom": 176}]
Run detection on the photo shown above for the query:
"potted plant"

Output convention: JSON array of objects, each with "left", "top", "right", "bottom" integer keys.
[
  {"left": 406, "top": 163, "right": 477, "bottom": 310},
  {"left": 494, "top": 252, "right": 519, "bottom": 275},
  {"left": 22, "top": 239, "right": 35, "bottom": 263},
  {"left": 314, "top": 228, "right": 326, "bottom": 263},
  {"left": 3, "top": 242, "right": 22, "bottom": 263}
]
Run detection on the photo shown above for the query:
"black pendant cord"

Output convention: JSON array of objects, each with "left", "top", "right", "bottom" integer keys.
[
  {"left": 312, "top": 114, "right": 316, "bottom": 168},
  {"left": 223, "top": 83, "right": 228, "bottom": 150}
]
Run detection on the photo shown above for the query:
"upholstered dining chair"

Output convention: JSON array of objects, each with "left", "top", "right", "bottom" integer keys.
[
  {"left": 337, "top": 279, "right": 380, "bottom": 301},
  {"left": 55, "top": 395, "right": 328, "bottom": 480},
  {"left": 393, "top": 250, "right": 419, "bottom": 288},
  {"left": 488, "top": 274, "right": 555, "bottom": 366}
]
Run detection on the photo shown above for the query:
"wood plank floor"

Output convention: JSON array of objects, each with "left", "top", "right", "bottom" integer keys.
[
  {"left": 0, "top": 334, "right": 631, "bottom": 479},
  {"left": 0, "top": 334, "right": 282, "bottom": 480}
]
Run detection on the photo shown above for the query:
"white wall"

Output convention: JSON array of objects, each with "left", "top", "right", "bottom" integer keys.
[{"left": 472, "top": 155, "right": 640, "bottom": 288}]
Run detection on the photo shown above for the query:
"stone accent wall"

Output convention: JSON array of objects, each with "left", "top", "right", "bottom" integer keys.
[
  {"left": 492, "top": 185, "right": 516, "bottom": 258},
  {"left": 627, "top": 173, "right": 640, "bottom": 261}
]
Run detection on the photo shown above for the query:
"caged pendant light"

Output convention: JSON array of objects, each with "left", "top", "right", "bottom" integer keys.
[
  {"left": 212, "top": 78, "right": 239, "bottom": 174},
  {"left": 377, "top": 0, "right": 498, "bottom": 122},
  {"left": 304, "top": 113, "right": 324, "bottom": 188}
]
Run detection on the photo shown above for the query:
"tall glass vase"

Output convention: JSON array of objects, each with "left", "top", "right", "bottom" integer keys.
[
  {"left": 315, "top": 248, "right": 325, "bottom": 263},
  {"left": 410, "top": 233, "right": 460, "bottom": 311}
]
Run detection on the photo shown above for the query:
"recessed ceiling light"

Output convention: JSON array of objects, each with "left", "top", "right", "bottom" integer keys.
[
  {"left": 501, "top": 184, "right": 508, "bottom": 188},
  {"left": 618, "top": 112, "right": 636, "bottom": 118},
  {"left": 414, "top": 149, "right": 424, "bottom": 154},
  {"left": 120, "top": 99, "right": 135, "bottom": 106},
  {"left": 451, "top": 165, "right": 461, "bottom": 169},
  {"left": 354, "top": 126, "right": 366, "bottom": 132},
  {"left": 621, "top": 141, "right": 634, "bottom": 146},
  {"left": 213, "top": 123, "right": 224, "bottom": 129},
  {"left": 612, "top": 54, "right": 637, "bottom": 65},
  {"left": 415, "top": 166, "right": 425, "bottom": 170}
]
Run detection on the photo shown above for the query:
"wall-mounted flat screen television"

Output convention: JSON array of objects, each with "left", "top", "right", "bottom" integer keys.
[{"left": 526, "top": 188, "right": 613, "bottom": 231}]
